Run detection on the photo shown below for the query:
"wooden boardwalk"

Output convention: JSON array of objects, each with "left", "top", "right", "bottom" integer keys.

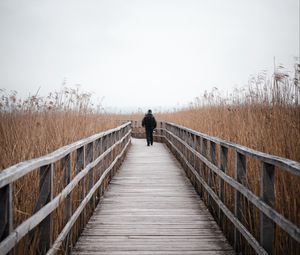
[{"left": 71, "top": 139, "right": 234, "bottom": 255}]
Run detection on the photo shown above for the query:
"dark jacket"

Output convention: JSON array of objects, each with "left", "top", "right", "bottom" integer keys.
[{"left": 142, "top": 113, "right": 157, "bottom": 129}]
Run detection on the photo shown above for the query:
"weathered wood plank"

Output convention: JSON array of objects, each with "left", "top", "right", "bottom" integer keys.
[
  {"left": 71, "top": 139, "right": 234, "bottom": 254},
  {"left": 72, "top": 252, "right": 236, "bottom": 255}
]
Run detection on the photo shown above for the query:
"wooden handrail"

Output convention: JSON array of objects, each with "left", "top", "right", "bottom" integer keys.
[
  {"left": 165, "top": 122, "right": 300, "bottom": 175},
  {"left": 0, "top": 122, "right": 132, "bottom": 255},
  {"left": 0, "top": 122, "right": 131, "bottom": 189},
  {"left": 161, "top": 122, "right": 300, "bottom": 255}
]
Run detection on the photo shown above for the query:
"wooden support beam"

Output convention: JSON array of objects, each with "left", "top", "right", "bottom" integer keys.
[
  {"left": 219, "top": 145, "right": 228, "bottom": 230},
  {"left": 208, "top": 141, "right": 216, "bottom": 213},
  {"left": 260, "top": 162, "right": 275, "bottom": 255},
  {"left": 62, "top": 153, "right": 72, "bottom": 252},
  {"left": 76, "top": 146, "right": 85, "bottom": 233},
  {"left": 0, "top": 183, "right": 13, "bottom": 242},
  {"left": 39, "top": 164, "right": 54, "bottom": 254},
  {"left": 234, "top": 152, "right": 246, "bottom": 253}
]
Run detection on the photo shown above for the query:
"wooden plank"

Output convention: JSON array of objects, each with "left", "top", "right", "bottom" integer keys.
[
  {"left": 72, "top": 251, "right": 236, "bottom": 255},
  {"left": 71, "top": 139, "right": 234, "bottom": 255}
]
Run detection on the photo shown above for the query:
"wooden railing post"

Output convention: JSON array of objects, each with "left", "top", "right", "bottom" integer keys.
[
  {"left": 201, "top": 138, "right": 207, "bottom": 202},
  {"left": 219, "top": 145, "right": 228, "bottom": 230},
  {"left": 191, "top": 134, "right": 196, "bottom": 168},
  {"left": 76, "top": 146, "right": 85, "bottom": 232},
  {"left": 61, "top": 153, "right": 72, "bottom": 252},
  {"left": 39, "top": 163, "right": 54, "bottom": 254},
  {"left": 260, "top": 162, "right": 275, "bottom": 255},
  {"left": 195, "top": 135, "right": 203, "bottom": 198},
  {"left": 0, "top": 183, "right": 13, "bottom": 242},
  {"left": 86, "top": 142, "right": 95, "bottom": 211},
  {"left": 234, "top": 152, "right": 246, "bottom": 252},
  {"left": 208, "top": 141, "right": 216, "bottom": 213}
]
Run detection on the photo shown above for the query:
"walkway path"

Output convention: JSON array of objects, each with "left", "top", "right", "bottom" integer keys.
[{"left": 71, "top": 139, "right": 234, "bottom": 255}]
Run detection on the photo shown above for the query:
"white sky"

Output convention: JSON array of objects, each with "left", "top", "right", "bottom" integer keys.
[{"left": 0, "top": 0, "right": 299, "bottom": 111}]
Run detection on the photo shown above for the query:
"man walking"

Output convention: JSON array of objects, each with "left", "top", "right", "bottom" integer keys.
[{"left": 142, "top": 109, "right": 157, "bottom": 146}]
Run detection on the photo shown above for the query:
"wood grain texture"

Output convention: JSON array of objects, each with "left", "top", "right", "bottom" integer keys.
[{"left": 71, "top": 139, "right": 234, "bottom": 255}]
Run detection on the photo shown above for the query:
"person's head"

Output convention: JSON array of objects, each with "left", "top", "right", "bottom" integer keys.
[{"left": 147, "top": 109, "right": 152, "bottom": 114}]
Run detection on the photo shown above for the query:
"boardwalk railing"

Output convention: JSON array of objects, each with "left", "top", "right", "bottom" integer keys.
[
  {"left": 159, "top": 122, "right": 300, "bottom": 255},
  {"left": 1, "top": 120, "right": 299, "bottom": 255},
  {"left": 0, "top": 122, "right": 131, "bottom": 255}
]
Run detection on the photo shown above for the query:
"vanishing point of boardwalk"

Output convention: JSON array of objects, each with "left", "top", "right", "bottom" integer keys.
[{"left": 71, "top": 139, "right": 234, "bottom": 255}]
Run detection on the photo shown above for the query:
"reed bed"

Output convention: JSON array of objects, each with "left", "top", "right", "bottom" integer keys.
[{"left": 0, "top": 87, "right": 119, "bottom": 170}]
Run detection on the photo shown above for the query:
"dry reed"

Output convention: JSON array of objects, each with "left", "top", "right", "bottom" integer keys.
[{"left": 0, "top": 87, "right": 119, "bottom": 170}]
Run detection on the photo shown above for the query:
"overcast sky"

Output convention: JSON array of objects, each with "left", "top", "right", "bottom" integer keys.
[{"left": 0, "top": 0, "right": 299, "bottom": 111}]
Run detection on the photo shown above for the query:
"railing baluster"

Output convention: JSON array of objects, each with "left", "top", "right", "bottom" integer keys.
[
  {"left": 76, "top": 146, "right": 85, "bottom": 233},
  {"left": 234, "top": 151, "right": 246, "bottom": 252},
  {"left": 260, "top": 162, "right": 275, "bottom": 255},
  {"left": 86, "top": 142, "right": 95, "bottom": 211},
  {"left": 39, "top": 163, "right": 54, "bottom": 254},
  {"left": 219, "top": 145, "right": 228, "bottom": 230},
  {"left": 208, "top": 141, "right": 216, "bottom": 213},
  {"left": 0, "top": 183, "right": 13, "bottom": 242},
  {"left": 62, "top": 153, "right": 72, "bottom": 252},
  {"left": 201, "top": 138, "right": 207, "bottom": 202},
  {"left": 195, "top": 135, "right": 203, "bottom": 198}
]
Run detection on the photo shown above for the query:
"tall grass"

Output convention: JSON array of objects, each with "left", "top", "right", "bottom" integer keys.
[{"left": 0, "top": 87, "right": 118, "bottom": 170}]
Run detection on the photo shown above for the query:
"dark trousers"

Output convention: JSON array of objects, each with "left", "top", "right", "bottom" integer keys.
[{"left": 145, "top": 127, "right": 154, "bottom": 145}]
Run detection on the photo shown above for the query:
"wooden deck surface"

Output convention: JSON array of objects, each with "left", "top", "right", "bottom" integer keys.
[{"left": 71, "top": 139, "right": 235, "bottom": 255}]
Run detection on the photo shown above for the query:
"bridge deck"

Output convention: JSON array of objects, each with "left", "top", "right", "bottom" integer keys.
[{"left": 72, "top": 138, "right": 234, "bottom": 255}]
